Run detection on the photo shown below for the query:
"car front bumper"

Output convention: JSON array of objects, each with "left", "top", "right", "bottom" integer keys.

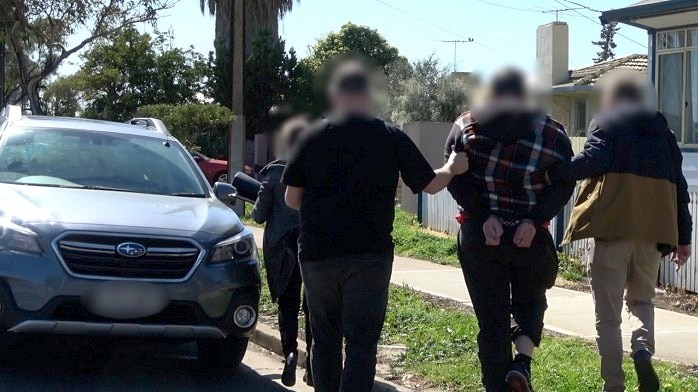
[{"left": 0, "top": 229, "right": 261, "bottom": 339}]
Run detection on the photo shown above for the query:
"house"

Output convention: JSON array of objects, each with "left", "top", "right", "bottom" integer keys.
[
  {"left": 601, "top": 0, "right": 698, "bottom": 188},
  {"left": 536, "top": 22, "right": 649, "bottom": 138},
  {"left": 554, "top": 54, "right": 648, "bottom": 137}
]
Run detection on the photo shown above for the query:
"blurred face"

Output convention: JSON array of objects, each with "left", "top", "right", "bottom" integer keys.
[{"left": 329, "top": 90, "right": 373, "bottom": 115}]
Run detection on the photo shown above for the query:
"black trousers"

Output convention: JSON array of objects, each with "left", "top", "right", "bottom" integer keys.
[
  {"left": 278, "top": 262, "right": 312, "bottom": 364},
  {"left": 300, "top": 254, "right": 393, "bottom": 392},
  {"left": 458, "top": 219, "right": 557, "bottom": 392}
]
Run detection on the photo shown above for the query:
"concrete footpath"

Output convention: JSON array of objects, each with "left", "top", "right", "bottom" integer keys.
[{"left": 249, "top": 227, "right": 698, "bottom": 366}]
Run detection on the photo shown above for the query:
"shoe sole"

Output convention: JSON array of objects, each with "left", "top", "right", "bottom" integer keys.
[{"left": 506, "top": 371, "right": 532, "bottom": 392}]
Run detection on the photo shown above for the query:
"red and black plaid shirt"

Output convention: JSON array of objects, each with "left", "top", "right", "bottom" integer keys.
[{"left": 455, "top": 110, "right": 570, "bottom": 221}]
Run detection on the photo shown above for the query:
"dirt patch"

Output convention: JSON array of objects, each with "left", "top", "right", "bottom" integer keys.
[
  {"left": 556, "top": 277, "right": 698, "bottom": 317},
  {"left": 259, "top": 313, "right": 438, "bottom": 391}
]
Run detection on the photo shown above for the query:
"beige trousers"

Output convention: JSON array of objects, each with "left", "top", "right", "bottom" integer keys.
[{"left": 589, "top": 240, "right": 662, "bottom": 392}]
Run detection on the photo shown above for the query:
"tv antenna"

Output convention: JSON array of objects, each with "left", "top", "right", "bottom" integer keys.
[
  {"left": 442, "top": 38, "right": 474, "bottom": 72},
  {"left": 542, "top": 7, "right": 585, "bottom": 22}
]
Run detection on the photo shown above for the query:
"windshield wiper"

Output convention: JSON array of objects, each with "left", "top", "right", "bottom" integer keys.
[
  {"left": 80, "top": 185, "right": 140, "bottom": 193},
  {"left": 169, "top": 192, "right": 207, "bottom": 198}
]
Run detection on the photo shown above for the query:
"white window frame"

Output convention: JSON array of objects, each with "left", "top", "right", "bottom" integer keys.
[{"left": 655, "top": 27, "right": 698, "bottom": 144}]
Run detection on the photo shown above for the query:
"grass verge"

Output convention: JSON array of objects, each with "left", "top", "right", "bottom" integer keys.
[
  {"left": 393, "top": 208, "right": 458, "bottom": 266},
  {"left": 383, "top": 285, "right": 698, "bottom": 392}
]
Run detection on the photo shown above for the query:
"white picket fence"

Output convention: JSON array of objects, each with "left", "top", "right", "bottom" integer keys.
[{"left": 419, "top": 189, "right": 698, "bottom": 293}]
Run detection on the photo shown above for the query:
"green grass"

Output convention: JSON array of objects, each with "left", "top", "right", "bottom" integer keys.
[
  {"left": 241, "top": 202, "right": 262, "bottom": 228},
  {"left": 256, "top": 246, "right": 697, "bottom": 391},
  {"left": 383, "top": 285, "right": 698, "bottom": 392},
  {"left": 392, "top": 208, "right": 459, "bottom": 266}
]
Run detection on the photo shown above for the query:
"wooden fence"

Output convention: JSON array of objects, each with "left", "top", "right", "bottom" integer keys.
[{"left": 419, "top": 188, "right": 698, "bottom": 293}]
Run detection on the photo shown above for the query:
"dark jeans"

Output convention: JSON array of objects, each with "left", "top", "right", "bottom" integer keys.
[
  {"left": 458, "top": 220, "right": 556, "bottom": 392},
  {"left": 278, "top": 261, "right": 312, "bottom": 365},
  {"left": 301, "top": 254, "right": 393, "bottom": 392}
]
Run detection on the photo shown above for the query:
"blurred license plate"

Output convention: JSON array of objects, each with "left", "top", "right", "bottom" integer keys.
[{"left": 82, "top": 281, "right": 169, "bottom": 320}]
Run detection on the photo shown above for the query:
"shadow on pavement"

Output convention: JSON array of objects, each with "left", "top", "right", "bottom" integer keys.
[{"left": 0, "top": 335, "right": 291, "bottom": 391}]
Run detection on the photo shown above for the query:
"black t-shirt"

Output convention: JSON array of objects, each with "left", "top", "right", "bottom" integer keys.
[{"left": 282, "top": 116, "right": 435, "bottom": 261}]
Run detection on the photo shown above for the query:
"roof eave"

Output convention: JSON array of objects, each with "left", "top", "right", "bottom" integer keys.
[
  {"left": 551, "top": 85, "right": 595, "bottom": 94},
  {"left": 601, "top": 0, "right": 698, "bottom": 29}
]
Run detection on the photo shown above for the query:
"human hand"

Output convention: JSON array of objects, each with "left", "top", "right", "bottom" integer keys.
[
  {"left": 672, "top": 244, "right": 691, "bottom": 271},
  {"left": 446, "top": 150, "right": 469, "bottom": 175},
  {"left": 482, "top": 216, "right": 503, "bottom": 246},
  {"left": 513, "top": 220, "right": 536, "bottom": 248}
]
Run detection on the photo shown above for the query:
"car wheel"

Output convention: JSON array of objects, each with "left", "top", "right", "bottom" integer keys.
[
  {"left": 214, "top": 172, "right": 228, "bottom": 184},
  {"left": 198, "top": 336, "right": 249, "bottom": 369}
]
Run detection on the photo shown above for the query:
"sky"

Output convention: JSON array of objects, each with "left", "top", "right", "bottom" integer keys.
[{"left": 62, "top": 0, "right": 649, "bottom": 76}]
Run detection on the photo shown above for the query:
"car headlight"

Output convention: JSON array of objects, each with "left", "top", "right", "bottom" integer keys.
[
  {"left": 0, "top": 220, "right": 42, "bottom": 254},
  {"left": 210, "top": 233, "right": 256, "bottom": 264}
]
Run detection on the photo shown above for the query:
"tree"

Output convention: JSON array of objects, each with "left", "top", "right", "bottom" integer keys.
[
  {"left": 137, "top": 104, "right": 234, "bottom": 158},
  {"left": 243, "top": 30, "right": 313, "bottom": 137},
  {"left": 199, "top": 0, "right": 297, "bottom": 109},
  {"left": 592, "top": 22, "right": 620, "bottom": 64},
  {"left": 383, "top": 56, "right": 470, "bottom": 125},
  {"left": 304, "top": 22, "right": 401, "bottom": 74},
  {"left": 1, "top": 0, "right": 175, "bottom": 114},
  {"left": 75, "top": 27, "right": 210, "bottom": 121},
  {"left": 43, "top": 75, "right": 80, "bottom": 117}
]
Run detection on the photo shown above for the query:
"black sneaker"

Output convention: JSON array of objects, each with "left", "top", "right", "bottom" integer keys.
[
  {"left": 281, "top": 352, "right": 297, "bottom": 387},
  {"left": 506, "top": 354, "right": 533, "bottom": 392},
  {"left": 634, "top": 350, "right": 660, "bottom": 392}
]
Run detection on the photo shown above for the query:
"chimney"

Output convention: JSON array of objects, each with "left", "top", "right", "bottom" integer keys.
[{"left": 536, "top": 22, "right": 569, "bottom": 88}]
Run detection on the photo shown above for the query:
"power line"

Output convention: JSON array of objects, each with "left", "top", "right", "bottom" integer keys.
[
  {"left": 553, "top": 0, "right": 646, "bottom": 48},
  {"left": 374, "top": 0, "right": 496, "bottom": 51},
  {"left": 560, "top": 0, "right": 602, "bottom": 13},
  {"left": 471, "top": 0, "right": 547, "bottom": 13}
]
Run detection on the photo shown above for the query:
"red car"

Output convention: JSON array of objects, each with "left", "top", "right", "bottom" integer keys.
[
  {"left": 191, "top": 151, "right": 253, "bottom": 185},
  {"left": 191, "top": 151, "right": 230, "bottom": 185}
]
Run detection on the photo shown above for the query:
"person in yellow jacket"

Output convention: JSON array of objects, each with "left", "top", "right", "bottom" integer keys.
[{"left": 558, "top": 73, "right": 692, "bottom": 392}]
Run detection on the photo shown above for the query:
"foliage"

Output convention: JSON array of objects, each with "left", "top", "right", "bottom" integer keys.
[
  {"left": 592, "top": 22, "right": 620, "bottom": 64},
  {"left": 304, "top": 22, "right": 401, "bottom": 74},
  {"left": 558, "top": 252, "right": 586, "bottom": 282},
  {"left": 136, "top": 104, "right": 233, "bottom": 159},
  {"left": 392, "top": 208, "right": 459, "bottom": 265},
  {"left": 243, "top": 30, "right": 314, "bottom": 137},
  {"left": 383, "top": 56, "right": 470, "bottom": 125},
  {"left": 1, "top": 0, "right": 175, "bottom": 114},
  {"left": 383, "top": 285, "right": 698, "bottom": 391},
  {"left": 42, "top": 75, "right": 80, "bottom": 117},
  {"left": 75, "top": 27, "right": 210, "bottom": 121}
]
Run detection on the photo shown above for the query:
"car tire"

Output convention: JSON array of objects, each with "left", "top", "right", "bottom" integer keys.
[
  {"left": 198, "top": 336, "right": 249, "bottom": 369},
  {"left": 214, "top": 172, "right": 228, "bottom": 184}
]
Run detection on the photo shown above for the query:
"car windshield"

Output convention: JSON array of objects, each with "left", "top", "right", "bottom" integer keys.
[{"left": 0, "top": 127, "right": 207, "bottom": 197}]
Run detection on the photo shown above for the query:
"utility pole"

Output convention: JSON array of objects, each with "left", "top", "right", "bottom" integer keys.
[
  {"left": 0, "top": 31, "right": 5, "bottom": 108},
  {"left": 228, "top": 0, "right": 246, "bottom": 215},
  {"left": 441, "top": 38, "right": 473, "bottom": 72}
]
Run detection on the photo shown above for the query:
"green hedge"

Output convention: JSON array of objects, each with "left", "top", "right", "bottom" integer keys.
[{"left": 136, "top": 104, "right": 233, "bottom": 159}]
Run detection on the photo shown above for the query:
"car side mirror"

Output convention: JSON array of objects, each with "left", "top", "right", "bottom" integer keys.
[{"left": 213, "top": 182, "right": 237, "bottom": 206}]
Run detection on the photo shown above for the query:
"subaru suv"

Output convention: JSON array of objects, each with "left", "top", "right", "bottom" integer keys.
[{"left": 0, "top": 106, "right": 260, "bottom": 368}]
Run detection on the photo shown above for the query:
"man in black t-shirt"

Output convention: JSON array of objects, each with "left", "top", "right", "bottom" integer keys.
[{"left": 282, "top": 59, "right": 469, "bottom": 392}]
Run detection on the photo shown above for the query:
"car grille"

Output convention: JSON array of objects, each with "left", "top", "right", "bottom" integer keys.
[{"left": 56, "top": 234, "right": 202, "bottom": 280}]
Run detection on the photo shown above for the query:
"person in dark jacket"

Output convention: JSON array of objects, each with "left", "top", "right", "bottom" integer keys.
[
  {"left": 252, "top": 117, "right": 312, "bottom": 387},
  {"left": 445, "top": 68, "right": 575, "bottom": 392},
  {"left": 283, "top": 58, "right": 469, "bottom": 392},
  {"left": 558, "top": 72, "right": 692, "bottom": 392}
]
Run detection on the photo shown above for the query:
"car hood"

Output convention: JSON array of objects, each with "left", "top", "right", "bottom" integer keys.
[{"left": 0, "top": 184, "right": 243, "bottom": 236}]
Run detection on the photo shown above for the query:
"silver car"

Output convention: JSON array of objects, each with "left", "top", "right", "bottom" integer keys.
[{"left": 0, "top": 106, "right": 261, "bottom": 368}]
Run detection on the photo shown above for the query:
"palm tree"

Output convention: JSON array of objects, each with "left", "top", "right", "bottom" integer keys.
[{"left": 199, "top": 0, "right": 296, "bottom": 55}]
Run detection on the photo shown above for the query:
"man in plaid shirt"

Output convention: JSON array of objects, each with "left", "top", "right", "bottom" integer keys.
[{"left": 445, "top": 68, "right": 575, "bottom": 392}]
